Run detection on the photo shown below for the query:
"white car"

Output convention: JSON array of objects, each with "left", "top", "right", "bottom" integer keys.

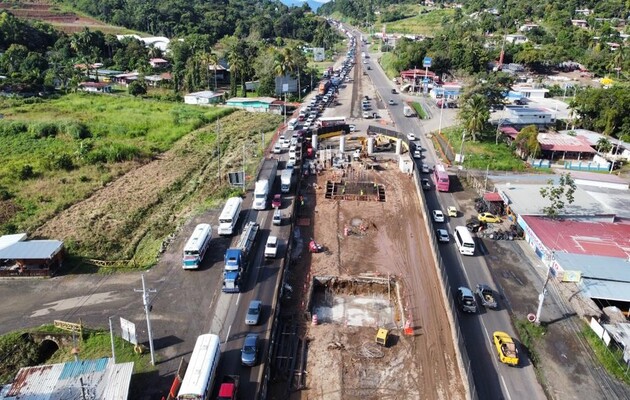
[
  {"left": 362, "top": 111, "right": 371, "bottom": 119},
  {"left": 388, "top": 99, "right": 395, "bottom": 105},
  {"left": 432, "top": 210, "right": 445, "bottom": 223},
  {"left": 407, "top": 133, "right": 416, "bottom": 141},
  {"left": 273, "top": 143, "right": 282, "bottom": 154},
  {"left": 422, "top": 164, "right": 430, "bottom": 173},
  {"left": 413, "top": 150, "right": 422, "bottom": 159},
  {"left": 264, "top": 236, "right": 278, "bottom": 258},
  {"left": 436, "top": 229, "right": 450, "bottom": 243},
  {"left": 349, "top": 124, "right": 356, "bottom": 132}
]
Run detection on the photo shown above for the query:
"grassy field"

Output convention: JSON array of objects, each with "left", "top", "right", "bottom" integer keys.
[
  {"left": 442, "top": 126, "right": 527, "bottom": 171},
  {"left": 385, "top": 8, "right": 453, "bottom": 36},
  {"left": 0, "top": 94, "right": 231, "bottom": 233},
  {"left": 379, "top": 52, "right": 399, "bottom": 78},
  {"left": 0, "top": 94, "right": 282, "bottom": 268}
]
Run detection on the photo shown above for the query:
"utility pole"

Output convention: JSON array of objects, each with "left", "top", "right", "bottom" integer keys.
[
  {"left": 535, "top": 264, "right": 553, "bottom": 324},
  {"left": 217, "top": 120, "right": 221, "bottom": 183},
  {"left": 109, "top": 316, "right": 116, "bottom": 363},
  {"left": 437, "top": 93, "right": 445, "bottom": 135},
  {"left": 242, "top": 144, "right": 246, "bottom": 190},
  {"left": 134, "top": 274, "right": 157, "bottom": 365}
]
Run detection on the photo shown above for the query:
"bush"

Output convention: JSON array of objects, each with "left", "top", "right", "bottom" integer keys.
[
  {"left": 44, "top": 152, "right": 75, "bottom": 171},
  {"left": 18, "top": 164, "right": 35, "bottom": 180},
  {"left": 29, "top": 122, "right": 59, "bottom": 138},
  {"left": 0, "top": 121, "right": 28, "bottom": 136},
  {"left": 85, "top": 143, "right": 144, "bottom": 164},
  {"left": 63, "top": 121, "right": 92, "bottom": 140}
]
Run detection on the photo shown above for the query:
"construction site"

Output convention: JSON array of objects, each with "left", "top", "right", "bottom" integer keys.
[{"left": 272, "top": 140, "right": 466, "bottom": 400}]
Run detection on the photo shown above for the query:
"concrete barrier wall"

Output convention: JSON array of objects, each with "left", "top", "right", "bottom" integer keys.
[{"left": 411, "top": 167, "right": 477, "bottom": 400}]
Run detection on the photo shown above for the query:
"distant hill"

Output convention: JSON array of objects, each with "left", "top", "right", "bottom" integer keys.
[{"left": 279, "top": 0, "right": 326, "bottom": 12}]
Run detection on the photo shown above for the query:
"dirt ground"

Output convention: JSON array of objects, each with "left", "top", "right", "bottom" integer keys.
[{"left": 286, "top": 161, "right": 466, "bottom": 400}]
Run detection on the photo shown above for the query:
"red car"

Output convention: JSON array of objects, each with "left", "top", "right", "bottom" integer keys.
[{"left": 272, "top": 194, "right": 282, "bottom": 208}]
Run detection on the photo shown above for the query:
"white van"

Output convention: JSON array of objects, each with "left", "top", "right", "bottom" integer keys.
[{"left": 272, "top": 207, "right": 282, "bottom": 225}]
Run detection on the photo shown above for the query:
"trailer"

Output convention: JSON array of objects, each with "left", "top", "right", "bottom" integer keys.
[
  {"left": 403, "top": 105, "right": 416, "bottom": 117},
  {"left": 253, "top": 159, "right": 278, "bottom": 210},
  {"left": 223, "top": 221, "right": 259, "bottom": 293}
]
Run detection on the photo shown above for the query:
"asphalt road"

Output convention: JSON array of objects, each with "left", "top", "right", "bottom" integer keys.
[{"left": 358, "top": 32, "right": 547, "bottom": 400}]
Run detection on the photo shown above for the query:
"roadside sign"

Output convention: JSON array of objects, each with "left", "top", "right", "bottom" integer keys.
[
  {"left": 120, "top": 317, "right": 138, "bottom": 345},
  {"left": 423, "top": 57, "right": 432, "bottom": 68}
]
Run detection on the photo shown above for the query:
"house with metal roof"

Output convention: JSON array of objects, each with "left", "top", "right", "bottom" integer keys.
[
  {"left": 0, "top": 358, "right": 133, "bottom": 400},
  {"left": 184, "top": 91, "right": 224, "bottom": 105},
  {"left": 0, "top": 237, "right": 64, "bottom": 277},
  {"left": 225, "top": 97, "right": 277, "bottom": 112}
]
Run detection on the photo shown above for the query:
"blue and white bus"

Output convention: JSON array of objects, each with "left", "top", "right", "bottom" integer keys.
[
  {"left": 177, "top": 334, "right": 221, "bottom": 400},
  {"left": 182, "top": 224, "right": 213, "bottom": 270},
  {"left": 218, "top": 197, "right": 243, "bottom": 236}
]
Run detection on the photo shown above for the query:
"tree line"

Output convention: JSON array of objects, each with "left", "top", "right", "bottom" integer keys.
[{"left": 0, "top": 10, "right": 340, "bottom": 97}]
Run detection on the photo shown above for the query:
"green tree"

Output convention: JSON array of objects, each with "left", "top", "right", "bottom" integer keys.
[
  {"left": 514, "top": 125, "right": 541, "bottom": 158},
  {"left": 458, "top": 94, "right": 489, "bottom": 142},
  {"left": 539, "top": 173, "right": 577, "bottom": 219},
  {"left": 128, "top": 79, "right": 147, "bottom": 96},
  {"left": 596, "top": 137, "right": 613, "bottom": 153}
]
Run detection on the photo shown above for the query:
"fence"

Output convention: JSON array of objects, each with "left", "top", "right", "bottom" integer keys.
[{"left": 564, "top": 160, "right": 610, "bottom": 172}]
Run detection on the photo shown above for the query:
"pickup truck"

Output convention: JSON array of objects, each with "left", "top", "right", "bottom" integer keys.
[
  {"left": 457, "top": 286, "right": 477, "bottom": 313},
  {"left": 476, "top": 284, "right": 498, "bottom": 309},
  {"left": 492, "top": 331, "right": 519, "bottom": 366}
]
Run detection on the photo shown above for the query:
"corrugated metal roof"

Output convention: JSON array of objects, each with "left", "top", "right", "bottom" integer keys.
[
  {"left": 0, "top": 233, "right": 27, "bottom": 251},
  {"left": 580, "top": 278, "right": 630, "bottom": 302},
  {"left": 554, "top": 252, "right": 630, "bottom": 281},
  {"left": 0, "top": 240, "right": 63, "bottom": 260},
  {"left": 1, "top": 358, "right": 133, "bottom": 400}
]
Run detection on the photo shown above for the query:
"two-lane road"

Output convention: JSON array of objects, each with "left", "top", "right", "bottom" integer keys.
[{"left": 359, "top": 32, "right": 546, "bottom": 400}]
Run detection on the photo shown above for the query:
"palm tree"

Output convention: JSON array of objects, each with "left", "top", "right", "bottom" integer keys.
[
  {"left": 596, "top": 137, "right": 613, "bottom": 154},
  {"left": 227, "top": 46, "right": 246, "bottom": 97},
  {"left": 459, "top": 94, "right": 489, "bottom": 142}
]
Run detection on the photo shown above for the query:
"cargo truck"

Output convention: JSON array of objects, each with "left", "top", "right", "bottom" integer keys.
[
  {"left": 403, "top": 105, "right": 416, "bottom": 117},
  {"left": 223, "top": 221, "right": 259, "bottom": 293},
  {"left": 280, "top": 169, "right": 292, "bottom": 193},
  {"left": 217, "top": 375, "right": 239, "bottom": 400},
  {"left": 253, "top": 159, "right": 278, "bottom": 210}
]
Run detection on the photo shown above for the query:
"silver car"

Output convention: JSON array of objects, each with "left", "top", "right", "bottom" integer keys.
[
  {"left": 241, "top": 333, "right": 259, "bottom": 366},
  {"left": 245, "top": 300, "right": 262, "bottom": 325}
]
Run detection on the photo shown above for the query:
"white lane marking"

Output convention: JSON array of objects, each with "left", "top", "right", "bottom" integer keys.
[
  {"left": 236, "top": 292, "right": 241, "bottom": 306},
  {"left": 225, "top": 324, "right": 232, "bottom": 344},
  {"left": 500, "top": 375, "right": 513, "bottom": 400}
]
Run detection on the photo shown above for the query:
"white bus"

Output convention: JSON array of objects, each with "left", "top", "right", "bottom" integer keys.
[
  {"left": 182, "top": 224, "right": 213, "bottom": 269},
  {"left": 287, "top": 118, "right": 298, "bottom": 130},
  {"left": 177, "top": 334, "right": 221, "bottom": 400},
  {"left": 453, "top": 226, "right": 475, "bottom": 256},
  {"left": 217, "top": 197, "right": 243, "bottom": 236}
]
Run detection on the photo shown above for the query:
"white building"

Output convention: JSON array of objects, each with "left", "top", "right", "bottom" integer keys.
[
  {"left": 513, "top": 85, "right": 549, "bottom": 100},
  {"left": 184, "top": 91, "right": 224, "bottom": 105},
  {"left": 505, "top": 34, "right": 529, "bottom": 45}
]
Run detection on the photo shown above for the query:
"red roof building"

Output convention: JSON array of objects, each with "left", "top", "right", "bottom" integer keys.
[{"left": 521, "top": 216, "right": 630, "bottom": 259}]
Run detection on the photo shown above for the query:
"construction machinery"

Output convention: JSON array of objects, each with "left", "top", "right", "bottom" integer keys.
[{"left": 375, "top": 328, "right": 389, "bottom": 347}]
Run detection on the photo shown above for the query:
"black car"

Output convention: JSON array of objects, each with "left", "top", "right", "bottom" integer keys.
[
  {"left": 465, "top": 217, "right": 486, "bottom": 233},
  {"left": 391, "top": 89, "right": 397, "bottom": 94}
]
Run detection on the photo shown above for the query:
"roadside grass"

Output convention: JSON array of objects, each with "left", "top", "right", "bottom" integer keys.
[
  {"left": 379, "top": 52, "right": 399, "bottom": 78},
  {"left": 441, "top": 126, "right": 527, "bottom": 171},
  {"left": 385, "top": 8, "right": 453, "bottom": 35},
  {"left": 410, "top": 102, "right": 427, "bottom": 119},
  {"left": 0, "top": 94, "right": 233, "bottom": 233},
  {"left": 580, "top": 324, "right": 630, "bottom": 385},
  {"left": 514, "top": 319, "right": 546, "bottom": 367}
]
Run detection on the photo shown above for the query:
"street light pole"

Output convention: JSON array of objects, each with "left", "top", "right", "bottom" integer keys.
[
  {"left": 134, "top": 274, "right": 157, "bottom": 365},
  {"left": 437, "top": 94, "right": 445, "bottom": 135}
]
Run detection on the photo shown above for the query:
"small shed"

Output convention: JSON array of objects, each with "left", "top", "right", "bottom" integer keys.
[
  {"left": 0, "top": 239, "right": 64, "bottom": 277},
  {"left": 399, "top": 154, "right": 414, "bottom": 174},
  {"left": 184, "top": 90, "right": 224, "bottom": 105}
]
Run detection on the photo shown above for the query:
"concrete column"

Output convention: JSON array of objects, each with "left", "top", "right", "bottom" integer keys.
[
  {"left": 396, "top": 138, "right": 403, "bottom": 155},
  {"left": 367, "top": 137, "right": 375, "bottom": 155},
  {"left": 340, "top": 136, "right": 346, "bottom": 153},
  {"left": 312, "top": 134, "right": 318, "bottom": 151}
]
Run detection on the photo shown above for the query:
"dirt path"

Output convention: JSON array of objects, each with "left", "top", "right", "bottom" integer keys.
[{"left": 289, "top": 164, "right": 465, "bottom": 400}]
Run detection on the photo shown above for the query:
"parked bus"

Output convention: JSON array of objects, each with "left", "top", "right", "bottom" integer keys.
[
  {"left": 182, "top": 224, "right": 213, "bottom": 269},
  {"left": 454, "top": 226, "right": 475, "bottom": 256},
  {"left": 217, "top": 197, "right": 243, "bottom": 236},
  {"left": 177, "top": 334, "right": 221, "bottom": 400},
  {"left": 433, "top": 164, "right": 450, "bottom": 192}
]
